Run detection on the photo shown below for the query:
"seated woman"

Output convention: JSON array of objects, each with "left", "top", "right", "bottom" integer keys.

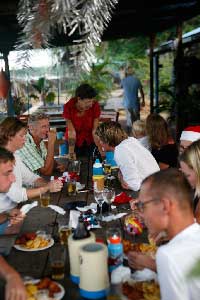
[
  {"left": 179, "top": 139, "right": 200, "bottom": 223},
  {"left": 63, "top": 83, "right": 101, "bottom": 159},
  {"left": 146, "top": 113, "right": 178, "bottom": 169},
  {"left": 0, "top": 117, "right": 63, "bottom": 213}
]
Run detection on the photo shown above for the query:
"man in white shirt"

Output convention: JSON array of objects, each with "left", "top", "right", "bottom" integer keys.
[
  {"left": 134, "top": 168, "right": 200, "bottom": 300},
  {"left": 0, "top": 147, "right": 26, "bottom": 300},
  {"left": 96, "top": 121, "right": 159, "bottom": 191}
]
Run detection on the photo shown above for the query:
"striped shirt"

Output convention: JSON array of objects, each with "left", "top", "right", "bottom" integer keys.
[{"left": 17, "top": 132, "right": 47, "bottom": 173}]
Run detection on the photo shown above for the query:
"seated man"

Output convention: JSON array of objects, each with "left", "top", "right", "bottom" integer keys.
[
  {"left": 179, "top": 125, "right": 200, "bottom": 154},
  {"left": 130, "top": 168, "right": 200, "bottom": 300},
  {"left": 18, "top": 113, "right": 65, "bottom": 175},
  {"left": 96, "top": 121, "right": 159, "bottom": 191},
  {"left": 0, "top": 147, "right": 25, "bottom": 233},
  {"left": 0, "top": 147, "right": 26, "bottom": 300}
]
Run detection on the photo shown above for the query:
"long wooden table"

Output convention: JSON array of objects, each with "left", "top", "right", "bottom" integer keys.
[{"left": 0, "top": 156, "right": 142, "bottom": 300}]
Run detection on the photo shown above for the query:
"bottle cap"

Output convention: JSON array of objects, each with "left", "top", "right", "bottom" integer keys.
[
  {"left": 108, "top": 234, "right": 121, "bottom": 244},
  {"left": 95, "top": 159, "right": 100, "bottom": 163}
]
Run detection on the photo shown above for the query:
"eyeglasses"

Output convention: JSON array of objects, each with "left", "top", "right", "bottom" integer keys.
[{"left": 135, "top": 198, "right": 160, "bottom": 213}]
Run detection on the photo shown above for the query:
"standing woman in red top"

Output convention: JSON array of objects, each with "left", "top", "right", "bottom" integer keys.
[{"left": 63, "top": 84, "right": 101, "bottom": 159}]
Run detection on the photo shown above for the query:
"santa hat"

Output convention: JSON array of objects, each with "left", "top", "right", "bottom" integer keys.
[{"left": 180, "top": 126, "right": 200, "bottom": 142}]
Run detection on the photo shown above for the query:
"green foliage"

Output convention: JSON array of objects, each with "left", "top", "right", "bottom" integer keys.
[
  {"left": 66, "top": 61, "right": 114, "bottom": 103},
  {"left": 32, "top": 77, "right": 49, "bottom": 94},
  {"left": 45, "top": 92, "right": 56, "bottom": 103}
]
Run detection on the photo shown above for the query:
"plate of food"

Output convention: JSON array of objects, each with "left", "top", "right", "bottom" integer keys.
[
  {"left": 122, "top": 279, "right": 160, "bottom": 300},
  {"left": 122, "top": 240, "right": 157, "bottom": 260},
  {"left": 14, "top": 232, "right": 54, "bottom": 252},
  {"left": 25, "top": 277, "right": 65, "bottom": 300}
]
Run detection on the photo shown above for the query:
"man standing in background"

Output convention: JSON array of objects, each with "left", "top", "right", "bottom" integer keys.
[{"left": 121, "top": 66, "right": 145, "bottom": 133}]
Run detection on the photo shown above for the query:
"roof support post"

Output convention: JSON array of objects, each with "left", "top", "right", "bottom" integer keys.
[
  {"left": 149, "top": 33, "right": 156, "bottom": 113},
  {"left": 174, "top": 23, "right": 186, "bottom": 138},
  {"left": 154, "top": 53, "right": 159, "bottom": 112},
  {"left": 3, "top": 51, "right": 14, "bottom": 116}
]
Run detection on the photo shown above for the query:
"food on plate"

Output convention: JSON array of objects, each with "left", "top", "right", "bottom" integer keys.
[
  {"left": 25, "top": 278, "right": 62, "bottom": 300},
  {"left": 15, "top": 232, "right": 50, "bottom": 249},
  {"left": 122, "top": 239, "right": 135, "bottom": 254},
  {"left": 122, "top": 240, "right": 157, "bottom": 256},
  {"left": 122, "top": 280, "right": 160, "bottom": 300}
]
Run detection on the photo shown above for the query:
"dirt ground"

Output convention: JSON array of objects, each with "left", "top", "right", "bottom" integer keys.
[{"left": 104, "top": 88, "right": 150, "bottom": 130}]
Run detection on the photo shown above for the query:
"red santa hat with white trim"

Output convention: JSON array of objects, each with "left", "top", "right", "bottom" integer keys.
[{"left": 180, "top": 126, "right": 200, "bottom": 142}]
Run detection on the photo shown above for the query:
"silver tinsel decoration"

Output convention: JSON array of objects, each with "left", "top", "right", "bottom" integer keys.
[{"left": 16, "top": 0, "right": 119, "bottom": 70}]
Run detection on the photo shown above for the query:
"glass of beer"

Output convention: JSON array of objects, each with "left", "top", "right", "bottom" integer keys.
[
  {"left": 103, "top": 162, "right": 111, "bottom": 175},
  {"left": 50, "top": 245, "right": 66, "bottom": 280},
  {"left": 67, "top": 180, "right": 76, "bottom": 196},
  {"left": 40, "top": 191, "right": 50, "bottom": 208},
  {"left": 58, "top": 217, "right": 71, "bottom": 245}
]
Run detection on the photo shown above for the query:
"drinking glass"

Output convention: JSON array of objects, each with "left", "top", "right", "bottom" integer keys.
[
  {"left": 40, "top": 191, "right": 50, "bottom": 208},
  {"left": 58, "top": 216, "right": 71, "bottom": 245},
  {"left": 50, "top": 245, "right": 66, "bottom": 280},
  {"left": 68, "top": 160, "right": 81, "bottom": 175},
  {"left": 94, "top": 190, "right": 105, "bottom": 221},
  {"left": 103, "top": 162, "right": 111, "bottom": 175},
  {"left": 67, "top": 180, "right": 77, "bottom": 196},
  {"left": 103, "top": 188, "right": 115, "bottom": 214}
]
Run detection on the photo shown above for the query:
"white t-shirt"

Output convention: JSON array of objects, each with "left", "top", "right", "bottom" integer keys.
[
  {"left": 156, "top": 223, "right": 200, "bottom": 300},
  {"left": 0, "top": 154, "right": 40, "bottom": 213},
  {"left": 138, "top": 136, "right": 151, "bottom": 151},
  {"left": 114, "top": 137, "right": 159, "bottom": 191}
]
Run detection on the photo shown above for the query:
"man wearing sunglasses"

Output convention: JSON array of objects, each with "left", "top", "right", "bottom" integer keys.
[{"left": 129, "top": 168, "right": 200, "bottom": 300}]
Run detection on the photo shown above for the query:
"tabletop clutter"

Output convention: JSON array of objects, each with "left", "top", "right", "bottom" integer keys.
[{"left": 11, "top": 150, "right": 160, "bottom": 300}]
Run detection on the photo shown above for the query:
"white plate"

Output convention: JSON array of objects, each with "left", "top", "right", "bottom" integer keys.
[
  {"left": 14, "top": 238, "right": 54, "bottom": 252},
  {"left": 24, "top": 279, "right": 65, "bottom": 300}
]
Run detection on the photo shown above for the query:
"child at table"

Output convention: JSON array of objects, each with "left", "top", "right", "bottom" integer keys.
[{"left": 132, "top": 120, "right": 150, "bottom": 151}]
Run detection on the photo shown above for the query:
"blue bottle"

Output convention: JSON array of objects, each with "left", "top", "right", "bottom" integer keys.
[
  {"left": 107, "top": 229, "right": 123, "bottom": 272},
  {"left": 93, "top": 159, "right": 103, "bottom": 176}
]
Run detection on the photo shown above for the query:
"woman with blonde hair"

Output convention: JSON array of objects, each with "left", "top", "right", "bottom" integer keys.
[
  {"left": 179, "top": 139, "right": 200, "bottom": 222},
  {"left": 146, "top": 113, "right": 178, "bottom": 169}
]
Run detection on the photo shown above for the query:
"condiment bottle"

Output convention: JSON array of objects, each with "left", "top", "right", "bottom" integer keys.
[
  {"left": 107, "top": 228, "right": 123, "bottom": 272},
  {"left": 93, "top": 159, "right": 103, "bottom": 176}
]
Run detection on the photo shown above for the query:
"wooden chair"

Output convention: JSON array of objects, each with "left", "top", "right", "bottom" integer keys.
[{"left": 99, "top": 110, "right": 119, "bottom": 123}]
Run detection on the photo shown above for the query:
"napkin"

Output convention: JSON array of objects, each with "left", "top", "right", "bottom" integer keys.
[
  {"left": 69, "top": 210, "right": 81, "bottom": 228},
  {"left": 69, "top": 172, "right": 80, "bottom": 182},
  {"left": 76, "top": 182, "right": 85, "bottom": 191},
  {"left": 111, "top": 266, "right": 131, "bottom": 284},
  {"left": 76, "top": 203, "right": 97, "bottom": 213},
  {"left": 102, "top": 212, "right": 127, "bottom": 222},
  {"left": 20, "top": 201, "right": 38, "bottom": 215},
  {"left": 113, "top": 192, "right": 132, "bottom": 204},
  {"left": 131, "top": 268, "right": 157, "bottom": 281},
  {"left": 48, "top": 205, "right": 66, "bottom": 215}
]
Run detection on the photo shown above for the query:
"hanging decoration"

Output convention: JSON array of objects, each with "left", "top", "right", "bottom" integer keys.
[
  {"left": 16, "top": 0, "right": 119, "bottom": 70},
  {"left": 0, "top": 69, "right": 10, "bottom": 99}
]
